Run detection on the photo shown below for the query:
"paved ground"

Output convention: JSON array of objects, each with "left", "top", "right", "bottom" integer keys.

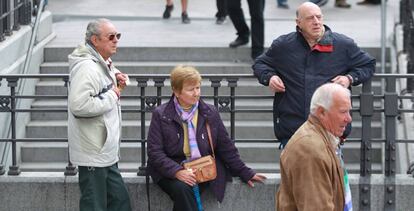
[{"left": 45, "top": 0, "right": 399, "bottom": 48}]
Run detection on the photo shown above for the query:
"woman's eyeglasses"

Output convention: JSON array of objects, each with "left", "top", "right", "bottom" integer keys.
[{"left": 107, "top": 33, "right": 121, "bottom": 41}]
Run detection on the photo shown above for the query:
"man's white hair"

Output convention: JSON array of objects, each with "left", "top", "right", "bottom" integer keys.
[
  {"left": 310, "top": 83, "right": 350, "bottom": 114},
  {"left": 85, "top": 18, "right": 111, "bottom": 44}
]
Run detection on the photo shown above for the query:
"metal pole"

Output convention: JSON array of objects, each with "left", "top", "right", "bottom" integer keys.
[
  {"left": 359, "top": 79, "right": 373, "bottom": 211},
  {"left": 384, "top": 77, "right": 397, "bottom": 211},
  {"left": 137, "top": 78, "right": 148, "bottom": 176},
  {"left": 7, "top": 77, "right": 20, "bottom": 175},
  {"left": 380, "top": 0, "right": 386, "bottom": 73},
  {"left": 21, "top": 0, "right": 44, "bottom": 76}
]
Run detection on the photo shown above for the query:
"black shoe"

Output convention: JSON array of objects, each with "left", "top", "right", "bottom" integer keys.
[
  {"left": 216, "top": 16, "right": 226, "bottom": 25},
  {"left": 357, "top": 0, "right": 380, "bottom": 5},
  {"left": 229, "top": 37, "right": 249, "bottom": 48},
  {"left": 163, "top": 4, "right": 174, "bottom": 19},
  {"left": 310, "top": 0, "right": 328, "bottom": 7},
  {"left": 335, "top": 1, "right": 351, "bottom": 8},
  {"left": 182, "top": 12, "right": 191, "bottom": 24},
  {"left": 277, "top": 3, "right": 289, "bottom": 9}
]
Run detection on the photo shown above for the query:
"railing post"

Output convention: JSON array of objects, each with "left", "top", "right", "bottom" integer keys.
[
  {"left": 0, "top": 165, "right": 4, "bottom": 175},
  {"left": 154, "top": 78, "right": 165, "bottom": 106},
  {"left": 0, "top": 76, "right": 5, "bottom": 175},
  {"left": 63, "top": 76, "right": 77, "bottom": 176},
  {"left": 210, "top": 78, "right": 221, "bottom": 109},
  {"left": 359, "top": 79, "right": 373, "bottom": 210},
  {"left": 0, "top": 0, "right": 4, "bottom": 41},
  {"left": 408, "top": 18, "right": 414, "bottom": 91},
  {"left": 400, "top": 0, "right": 406, "bottom": 25},
  {"left": 384, "top": 76, "right": 397, "bottom": 211},
  {"left": 227, "top": 78, "right": 238, "bottom": 140},
  {"left": 6, "top": 77, "right": 20, "bottom": 175},
  {"left": 4, "top": 0, "right": 12, "bottom": 36},
  {"left": 137, "top": 78, "right": 148, "bottom": 176},
  {"left": 12, "top": 0, "right": 20, "bottom": 31},
  {"left": 19, "top": 0, "right": 31, "bottom": 26}
]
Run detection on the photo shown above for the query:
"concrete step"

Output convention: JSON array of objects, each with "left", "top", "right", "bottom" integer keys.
[
  {"left": 44, "top": 46, "right": 389, "bottom": 63},
  {"left": 19, "top": 161, "right": 281, "bottom": 174},
  {"left": 18, "top": 160, "right": 382, "bottom": 174},
  {"left": 40, "top": 61, "right": 253, "bottom": 74},
  {"left": 40, "top": 60, "right": 388, "bottom": 75},
  {"left": 30, "top": 98, "right": 274, "bottom": 121},
  {"left": 20, "top": 141, "right": 382, "bottom": 164},
  {"left": 34, "top": 78, "right": 384, "bottom": 100},
  {"left": 25, "top": 119, "right": 384, "bottom": 140},
  {"left": 20, "top": 142, "right": 281, "bottom": 163},
  {"left": 34, "top": 79, "right": 277, "bottom": 96},
  {"left": 30, "top": 97, "right": 383, "bottom": 122}
]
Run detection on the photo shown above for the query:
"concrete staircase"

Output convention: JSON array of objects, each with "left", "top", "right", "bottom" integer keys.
[{"left": 19, "top": 44, "right": 387, "bottom": 174}]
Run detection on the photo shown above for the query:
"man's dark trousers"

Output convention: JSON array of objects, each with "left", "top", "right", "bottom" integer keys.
[
  {"left": 216, "top": 0, "right": 228, "bottom": 18},
  {"left": 228, "top": 0, "right": 265, "bottom": 57},
  {"left": 78, "top": 163, "right": 131, "bottom": 211}
]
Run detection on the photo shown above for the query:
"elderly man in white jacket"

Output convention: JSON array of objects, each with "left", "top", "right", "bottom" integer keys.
[{"left": 67, "top": 18, "right": 131, "bottom": 211}]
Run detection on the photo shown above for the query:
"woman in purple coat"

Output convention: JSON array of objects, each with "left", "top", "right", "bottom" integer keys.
[{"left": 147, "top": 65, "right": 266, "bottom": 211}]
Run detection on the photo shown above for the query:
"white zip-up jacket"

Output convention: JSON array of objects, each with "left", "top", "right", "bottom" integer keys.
[{"left": 67, "top": 43, "right": 122, "bottom": 167}]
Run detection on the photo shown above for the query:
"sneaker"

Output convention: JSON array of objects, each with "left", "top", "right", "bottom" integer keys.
[
  {"left": 216, "top": 16, "right": 226, "bottom": 25},
  {"left": 335, "top": 1, "right": 351, "bottom": 8},
  {"left": 163, "top": 4, "right": 174, "bottom": 19},
  {"left": 229, "top": 36, "right": 249, "bottom": 48},
  {"left": 310, "top": 0, "right": 329, "bottom": 7},
  {"left": 277, "top": 2, "right": 289, "bottom": 9},
  {"left": 357, "top": 0, "right": 380, "bottom": 5},
  {"left": 182, "top": 12, "right": 191, "bottom": 24}
]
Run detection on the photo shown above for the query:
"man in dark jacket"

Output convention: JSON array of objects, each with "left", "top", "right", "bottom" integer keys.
[{"left": 252, "top": 2, "right": 375, "bottom": 148}]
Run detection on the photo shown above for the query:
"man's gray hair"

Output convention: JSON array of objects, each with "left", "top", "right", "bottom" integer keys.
[
  {"left": 85, "top": 18, "right": 111, "bottom": 43},
  {"left": 310, "top": 83, "right": 350, "bottom": 114}
]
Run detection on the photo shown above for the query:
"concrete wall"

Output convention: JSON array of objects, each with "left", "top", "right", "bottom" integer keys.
[
  {"left": 0, "top": 173, "right": 413, "bottom": 211},
  {"left": 0, "top": 11, "right": 54, "bottom": 165}
]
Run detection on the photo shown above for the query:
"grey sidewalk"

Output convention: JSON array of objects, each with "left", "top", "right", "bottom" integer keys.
[{"left": 46, "top": 0, "right": 398, "bottom": 48}]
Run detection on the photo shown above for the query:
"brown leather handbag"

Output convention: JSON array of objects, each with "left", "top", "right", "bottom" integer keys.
[{"left": 183, "top": 122, "right": 217, "bottom": 183}]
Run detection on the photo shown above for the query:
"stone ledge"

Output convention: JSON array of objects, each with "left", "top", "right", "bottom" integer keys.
[{"left": 1, "top": 173, "right": 414, "bottom": 210}]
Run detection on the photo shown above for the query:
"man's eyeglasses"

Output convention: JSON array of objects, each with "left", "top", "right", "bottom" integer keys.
[{"left": 107, "top": 33, "right": 121, "bottom": 41}]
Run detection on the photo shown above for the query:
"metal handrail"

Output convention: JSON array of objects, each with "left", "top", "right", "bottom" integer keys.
[
  {"left": 0, "top": 73, "right": 413, "bottom": 210},
  {"left": 0, "top": 0, "right": 45, "bottom": 175}
]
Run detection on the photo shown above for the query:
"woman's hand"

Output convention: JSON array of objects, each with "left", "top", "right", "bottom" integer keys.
[
  {"left": 247, "top": 174, "right": 267, "bottom": 188},
  {"left": 175, "top": 169, "right": 197, "bottom": 186}
]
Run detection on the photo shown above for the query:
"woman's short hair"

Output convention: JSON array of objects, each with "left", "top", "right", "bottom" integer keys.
[
  {"left": 310, "top": 83, "right": 350, "bottom": 114},
  {"left": 85, "top": 18, "right": 111, "bottom": 44},
  {"left": 170, "top": 65, "right": 202, "bottom": 92}
]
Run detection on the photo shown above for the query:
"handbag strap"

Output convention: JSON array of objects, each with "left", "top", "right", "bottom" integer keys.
[{"left": 206, "top": 122, "right": 215, "bottom": 159}]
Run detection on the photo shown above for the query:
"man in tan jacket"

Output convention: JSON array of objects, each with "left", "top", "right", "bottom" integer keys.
[{"left": 276, "top": 83, "right": 352, "bottom": 211}]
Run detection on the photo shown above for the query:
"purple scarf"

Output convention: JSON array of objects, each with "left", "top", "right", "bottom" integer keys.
[{"left": 173, "top": 97, "right": 201, "bottom": 160}]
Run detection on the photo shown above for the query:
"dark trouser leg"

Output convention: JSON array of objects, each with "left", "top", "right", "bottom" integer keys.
[
  {"left": 78, "top": 166, "right": 108, "bottom": 211},
  {"left": 107, "top": 164, "right": 132, "bottom": 211},
  {"left": 227, "top": 0, "right": 250, "bottom": 39},
  {"left": 247, "top": 0, "right": 265, "bottom": 58},
  {"left": 216, "top": 0, "right": 228, "bottom": 17},
  {"left": 278, "top": 138, "right": 289, "bottom": 150},
  {"left": 158, "top": 178, "right": 198, "bottom": 211}
]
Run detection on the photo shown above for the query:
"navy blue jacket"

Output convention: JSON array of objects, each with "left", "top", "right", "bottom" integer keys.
[
  {"left": 147, "top": 96, "right": 255, "bottom": 202},
  {"left": 253, "top": 25, "right": 375, "bottom": 142}
]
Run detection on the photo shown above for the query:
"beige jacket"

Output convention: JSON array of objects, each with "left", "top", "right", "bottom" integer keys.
[
  {"left": 67, "top": 43, "right": 122, "bottom": 167},
  {"left": 276, "top": 115, "right": 345, "bottom": 211}
]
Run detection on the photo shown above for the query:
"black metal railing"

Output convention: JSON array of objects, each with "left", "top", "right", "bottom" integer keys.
[
  {"left": 0, "top": 73, "right": 414, "bottom": 209},
  {"left": 0, "top": 0, "right": 31, "bottom": 42},
  {"left": 401, "top": 0, "right": 414, "bottom": 92}
]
